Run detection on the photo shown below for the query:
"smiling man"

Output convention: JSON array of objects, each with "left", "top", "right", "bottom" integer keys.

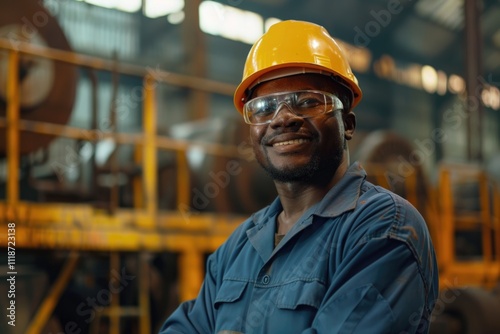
[{"left": 160, "top": 20, "right": 438, "bottom": 334}]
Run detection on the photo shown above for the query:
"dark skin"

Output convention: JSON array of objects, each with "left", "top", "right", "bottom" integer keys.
[{"left": 249, "top": 74, "right": 356, "bottom": 235}]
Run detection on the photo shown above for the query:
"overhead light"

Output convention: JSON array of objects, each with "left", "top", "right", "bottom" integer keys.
[
  {"left": 167, "top": 11, "right": 185, "bottom": 25},
  {"left": 482, "top": 85, "right": 500, "bottom": 110},
  {"left": 336, "top": 40, "right": 371, "bottom": 74},
  {"left": 116, "top": 0, "right": 141, "bottom": 13},
  {"left": 144, "top": 0, "right": 184, "bottom": 19},
  {"left": 437, "top": 71, "right": 448, "bottom": 95},
  {"left": 448, "top": 74, "right": 465, "bottom": 94},
  {"left": 421, "top": 65, "right": 438, "bottom": 93},
  {"left": 85, "top": 0, "right": 142, "bottom": 13},
  {"left": 199, "top": 1, "right": 263, "bottom": 44}
]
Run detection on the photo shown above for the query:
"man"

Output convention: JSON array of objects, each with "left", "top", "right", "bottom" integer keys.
[{"left": 160, "top": 20, "right": 438, "bottom": 334}]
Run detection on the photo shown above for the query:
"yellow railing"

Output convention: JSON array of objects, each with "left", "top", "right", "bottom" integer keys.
[
  {"left": 435, "top": 163, "right": 500, "bottom": 290},
  {"left": 0, "top": 38, "right": 247, "bottom": 333},
  {"left": 362, "top": 161, "right": 500, "bottom": 291},
  {"left": 0, "top": 39, "right": 248, "bottom": 241}
]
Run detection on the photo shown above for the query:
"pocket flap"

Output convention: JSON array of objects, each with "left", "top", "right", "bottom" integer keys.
[
  {"left": 277, "top": 280, "right": 326, "bottom": 310},
  {"left": 214, "top": 280, "right": 247, "bottom": 306}
]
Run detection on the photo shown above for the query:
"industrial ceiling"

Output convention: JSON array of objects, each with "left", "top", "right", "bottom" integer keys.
[{"left": 2, "top": 0, "right": 500, "bottom": 164}]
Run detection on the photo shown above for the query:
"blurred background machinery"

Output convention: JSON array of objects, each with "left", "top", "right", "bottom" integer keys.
[{"left": 0, "top": 0, "right": 500, "bottom": 333}]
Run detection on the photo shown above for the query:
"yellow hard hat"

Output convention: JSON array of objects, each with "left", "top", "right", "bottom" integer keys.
[{"left": 233, "top": 20, "right": 362, "bottom": 114}]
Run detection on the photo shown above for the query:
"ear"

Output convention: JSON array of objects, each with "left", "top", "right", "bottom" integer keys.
[{"left": 343, "top": 112, "right": 356, "bottom": 141}]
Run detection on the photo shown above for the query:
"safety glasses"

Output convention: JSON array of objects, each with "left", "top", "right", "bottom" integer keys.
[{"left": 243, "top": 90, "right": 344, "bottom": 125}]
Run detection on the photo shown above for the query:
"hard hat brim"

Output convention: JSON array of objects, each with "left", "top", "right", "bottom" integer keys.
[{"left": 234, "top": 63, "right": 362, "bottom": 114}]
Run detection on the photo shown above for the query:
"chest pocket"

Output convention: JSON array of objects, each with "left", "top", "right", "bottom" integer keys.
[
  {"left": 214, "top": 279, "right": 247, "bottom": 307},
  {"left": 276, "top": 280, "right": 326, "bottom": 310},
  {"left": 213, "top": 280, "right": 247, "bottom": 333}
]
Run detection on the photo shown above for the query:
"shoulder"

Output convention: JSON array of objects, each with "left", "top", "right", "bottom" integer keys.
[
  {"left": 352, "top": 181, "right": 430, "bottom": 243},
  {"left": 345, "top": 181, "right": 436, "bottom": 274},
  {"left": 348, "top": 181, "right": 438, "bottom": 290}
]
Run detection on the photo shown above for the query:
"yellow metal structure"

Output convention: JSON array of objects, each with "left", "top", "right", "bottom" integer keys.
[
  {"left": 0, "top": 38, "right": 246, "bottom": 333},
  {"left": 435, "top": 163, "right": 500, "bottom": 289},
  {"left": 25, "top": 252, "right": 80, "bottom": 334}
]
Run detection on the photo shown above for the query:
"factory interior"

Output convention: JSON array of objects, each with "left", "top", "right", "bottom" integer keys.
[{"left": 1, "top": 0, "right": 500, "bottom": 333}]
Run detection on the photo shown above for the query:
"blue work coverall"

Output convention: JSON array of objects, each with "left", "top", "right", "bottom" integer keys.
[{"left": 160, "top": 162, "right": 439, "bottom": 334}]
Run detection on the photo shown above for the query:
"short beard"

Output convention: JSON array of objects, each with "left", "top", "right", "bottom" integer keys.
[{"left": 259, "top": 148, "right": 343, "bottom": 184}]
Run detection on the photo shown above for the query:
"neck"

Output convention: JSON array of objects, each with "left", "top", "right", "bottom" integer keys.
[{"left": 275, "top": 157, "right": 349, "bottom": 234}]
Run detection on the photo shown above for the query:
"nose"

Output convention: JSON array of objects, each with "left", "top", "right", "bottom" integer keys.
[{"left": 269, "top": 102, "right": 304, "bottom": 128}]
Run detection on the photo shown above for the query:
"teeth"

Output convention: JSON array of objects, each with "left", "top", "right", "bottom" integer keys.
[{"left": 273, "top": 139, "right": 310, "bottom": 147}]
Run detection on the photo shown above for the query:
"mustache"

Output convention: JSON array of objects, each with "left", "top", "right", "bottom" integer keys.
[{"left": 261, "top": 129, "right": 317, "bottom": 145}]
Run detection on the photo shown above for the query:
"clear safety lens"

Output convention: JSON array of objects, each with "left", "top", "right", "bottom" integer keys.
[{"left": 243, "top": 90, "right": 343, "bottom": 125}]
